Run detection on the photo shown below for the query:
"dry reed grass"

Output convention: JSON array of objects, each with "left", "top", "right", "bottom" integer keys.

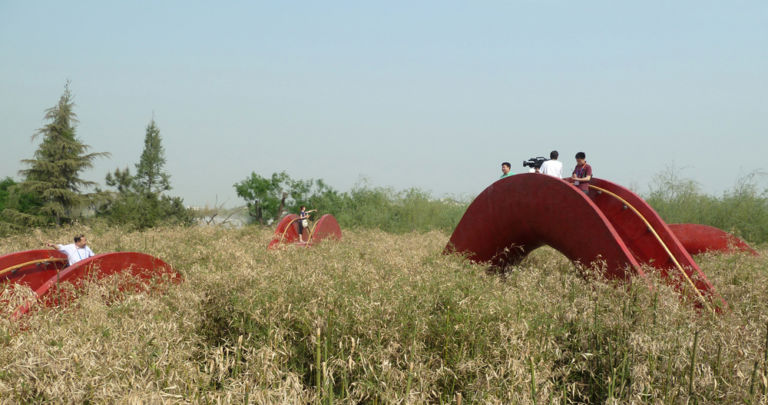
[{"left": 0, "top": 224, "right": 767, "bottom": 403}]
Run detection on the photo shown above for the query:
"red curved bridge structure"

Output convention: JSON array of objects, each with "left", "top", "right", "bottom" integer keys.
[
  {"left": 444, "top": 174, "right": 746, "bottom": 313},
  {"left": 0, "top": 250, "right": 179, "bottom": 319},
  {"left": 267, "top": 214, "right": 343, "bottom": 249}
]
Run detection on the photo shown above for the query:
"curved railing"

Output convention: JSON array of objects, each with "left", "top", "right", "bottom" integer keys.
[{"left": 588, "top": 183, "right": 714, "bottom": 313}]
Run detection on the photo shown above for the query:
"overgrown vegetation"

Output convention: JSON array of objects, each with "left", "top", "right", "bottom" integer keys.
[
  {"left": 0, "top": 177, "right": 42, "bottom": 234},
  {"left": 646, "top": 170, "right": 768, "bottom": 244},
  {"left": 235, "top": 172, "right": 467, "bottom": 233},
  {"left": 1, "top": 226, "right": 766, "bottom": 403},
  {"left": 315, "top": 185, "right": 467, "bottom": 233}
]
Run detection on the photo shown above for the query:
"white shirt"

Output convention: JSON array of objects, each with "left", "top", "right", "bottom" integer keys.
[
  {"left": 539, "top": 159, "right": 563, "bottom": 178},
  {"left": 57, "top": 243, "right": 95, "bottom": 266}
]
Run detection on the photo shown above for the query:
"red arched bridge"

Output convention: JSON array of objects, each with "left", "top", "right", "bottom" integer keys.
[{"left": 444, "top": 174, "right": 757, "bottom": 313}]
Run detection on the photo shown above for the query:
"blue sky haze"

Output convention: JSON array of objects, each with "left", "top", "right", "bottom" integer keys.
[{"left": 1, "top": 1, "right": 766, "bottom": 206}]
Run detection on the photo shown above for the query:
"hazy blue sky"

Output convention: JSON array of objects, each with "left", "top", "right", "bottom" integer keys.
[{"left": 1, "top": 1, "right": 766, "bottom": 207}]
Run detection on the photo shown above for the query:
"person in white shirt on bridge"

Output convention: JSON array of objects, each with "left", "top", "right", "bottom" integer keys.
[
  {"left": 46, "top": 234, "right": 95, "bottom": 266},
  {"left": 539, "top": 150, "right": 563, "bottom": 179}
]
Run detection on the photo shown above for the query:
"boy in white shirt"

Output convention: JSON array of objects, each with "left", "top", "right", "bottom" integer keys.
[{"left": 47, "top": 234, "right": 95, "bottom": 266}]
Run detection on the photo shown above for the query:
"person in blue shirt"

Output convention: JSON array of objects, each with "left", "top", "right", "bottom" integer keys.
[{"left": 298, "top": 206, "right": 317, "bottom": 243}]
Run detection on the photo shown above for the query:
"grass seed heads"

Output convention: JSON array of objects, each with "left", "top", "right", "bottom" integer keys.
[{"left": 0, "top": 225, "right": 766, "bottom": 403}]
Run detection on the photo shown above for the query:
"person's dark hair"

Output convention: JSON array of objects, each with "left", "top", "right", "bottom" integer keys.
[
  {"left": 550, "top": 150, "right": 559, "bottom": 159},
  {"left": 74, "top": 234, "right": 85, "bottom": 243},
  {"left": 300, "top": 205, "right": 306, "bottom": 210},
  {"left": 501, "top": 162, "right": 511, "bottom": 169},
  {"left": 575, "top": 152, "right": 586, "bottom": 160}
]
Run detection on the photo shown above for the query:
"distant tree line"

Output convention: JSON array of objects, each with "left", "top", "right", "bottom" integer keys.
[
  {"left": 234, "top": 172, "right": 468, "bottom": 233},
  {"left": 0, "top": 82, "right": 191, "bottom": 234},
  {"left": 234, "top": 168, "right": 768, "bottom": 242}
]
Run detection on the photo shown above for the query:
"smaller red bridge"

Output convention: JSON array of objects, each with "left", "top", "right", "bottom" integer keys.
[
  {"left": 0, "top": 250, "right": 180, "bottom": 320},
  {"left": 267, "top": 214, "right": 342, "bottom": 249}
]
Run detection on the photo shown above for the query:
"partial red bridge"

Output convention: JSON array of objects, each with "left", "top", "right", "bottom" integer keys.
[
  {"left": 669, "top": 223, "right": 758, "bottom": 256},
  {"left": 1, "top": 250, "right": 180, "bottom": 319}
]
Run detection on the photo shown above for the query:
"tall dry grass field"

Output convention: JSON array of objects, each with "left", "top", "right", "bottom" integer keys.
[{"left": 1, "top": 225, "right": 767, "bottom": 403}]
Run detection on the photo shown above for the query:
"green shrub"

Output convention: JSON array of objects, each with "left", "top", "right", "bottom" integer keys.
[
  {"left": 235, "top": 173, "right": 468, "bottom": 233},
  {"left": 314, "top": 185, "right": 467, "bottom": 233},
  {"left": 98, "top": 192, "right": 193, "bottom": 230},
  {"left": 646, "top": 171, "right": 768, "bottom": 244}
]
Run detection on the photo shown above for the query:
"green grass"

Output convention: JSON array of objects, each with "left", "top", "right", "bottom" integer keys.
[
  {"left": 645, "top": 170, "right": 768, "bottom": 244},
  {"left": 311, "top": 186, "right": 469, "bottom": 234},
  {"left": 1, "top": 225, "right": 767, "bottom": 403}
]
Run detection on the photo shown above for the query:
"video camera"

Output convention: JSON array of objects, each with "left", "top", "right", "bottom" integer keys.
[{"left": 522, "top": 156, "right": 547, "bottom": 170}]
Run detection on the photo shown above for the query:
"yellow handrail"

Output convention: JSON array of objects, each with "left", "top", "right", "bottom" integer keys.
[
  {"left": 0, "top": 257, "right": 67, "bottom": 278},
  {"left": 278, "top": 217, "right": 301, "bottom": 245},
  {"left": 588, "top": 184, "right": 715, "bottom": 314},
  {"left": 306, "top": 220, "right": 320, "bottom": 245}
]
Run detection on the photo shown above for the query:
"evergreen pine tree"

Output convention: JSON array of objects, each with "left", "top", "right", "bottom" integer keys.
[
  {"left": 18, "top": 82, "right": 109, "bottom": 224},
  {"left": 133, "top": 119, "right": 171, "bottom": 195},
  {"left": 105, "top": 167, "right": 134, "bottom": 194},
  {"left": 99, "top": 117, "right": 191, "bottom": 229}
]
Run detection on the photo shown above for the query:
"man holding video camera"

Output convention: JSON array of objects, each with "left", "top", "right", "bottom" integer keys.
[
  {"left": 539, "top": 150, "right": 563, "bottom": 178},
  {"left": 522, "top": 157, "right": 546, "bottom": 173}
]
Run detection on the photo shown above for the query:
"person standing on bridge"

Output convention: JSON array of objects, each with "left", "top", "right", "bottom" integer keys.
[
  {"left": 500, "top": 162, "right": 514, "bottom": 179},
  {"left": 46, "top": 234, "right": 95, "bottom": 266},
  {"left": 539, "top": 150, "right": 563, "bottom": 178},
  {"left": 570, "top": 152, "right": 593, "bottom": 194},
  {"left": 298, "top": 206, "right": 317, "bottom": 243}
]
